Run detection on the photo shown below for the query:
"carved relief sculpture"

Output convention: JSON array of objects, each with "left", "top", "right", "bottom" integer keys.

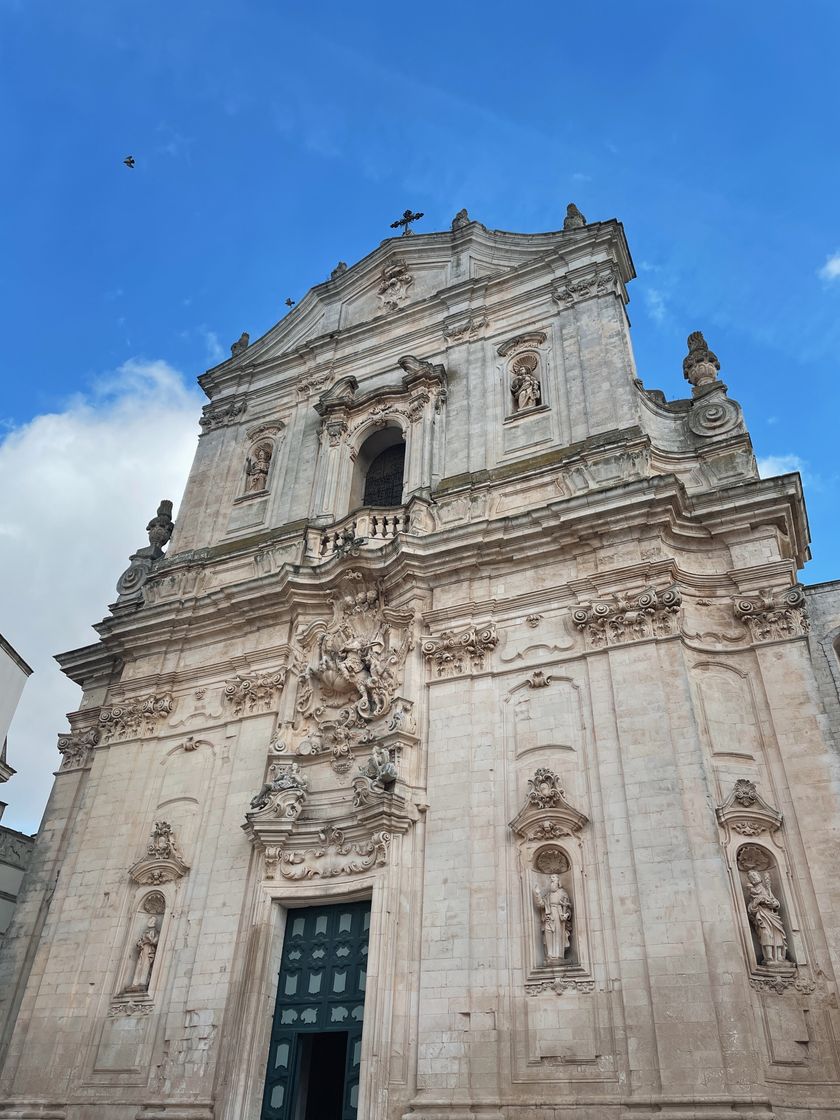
[
  {"left": 573, "top": 584, "right": 682, "bottom": 647},
  {"left": 534, "top": 874, "right": 573, "bottom": 962},
  {"left": 199, "top": 398, "right": 247, "bottom": 431},
  {"left": 733, "top": 585, "right": 809, "bottom": 642},
  {"left": 422, "top": 623, "right": 498, "bottom": 678},
  {"left": 352, "top": 743, "right": 398, "bottom": 807},
  {"left": 277, "top": 827, "right": 390, "bottom": 880},
  {"left": 129, "top": 820, "right": 189, "bottom": 884},
  {"left": 377, "top": 258, "right": 413, "bottom": 312}
]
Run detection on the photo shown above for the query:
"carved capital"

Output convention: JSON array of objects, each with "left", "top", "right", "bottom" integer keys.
[
  {"left": 223, "top": 669, "right": 286, "bottom": 716},
  {"left": 99, "top": 694, "right": 174, "bottom": 741},
  {"left": 422, "top": 623, "right": 498, "bottom": 677},
  {"left": 573, "top": 584, "right": 682, "bottom": 648},
  {"left": 57, "top": 726, "right": 100, "bottom": 770},
  {"left": 733, "top": 586, "right": 809, "bottom": 643},
  {"left": 199, "top": 397, "right": 246, "bottom": 431}
]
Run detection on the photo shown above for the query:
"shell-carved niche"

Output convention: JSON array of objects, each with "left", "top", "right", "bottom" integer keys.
[
  {"left": 241, "top": 423, "right": 284, "bottom": 498},
  {"left": 716, "top": 780, "right": 812, "bottom": 992},
  {"left": 510, "top": 769, "right": 593, "bottom": 989},
  {"left": 498, "top": 332, "right": 547, "bottom": 416}
]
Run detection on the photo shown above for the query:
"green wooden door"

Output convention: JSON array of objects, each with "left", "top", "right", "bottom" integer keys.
[{"left": 261, "top": 900, "right": 370, "bottom": 1120}]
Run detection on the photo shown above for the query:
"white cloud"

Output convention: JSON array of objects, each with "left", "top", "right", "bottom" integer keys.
[
  {"left": 644, "top": 286, "right": 668, "bottom": 324},
  {"left": 0, "top": 360, "right": 203, "bottom": 833},
  {"left": 756, "top": 453, "right": 805, "bottom": 478},
  {"left": 818, "top": 252, "right": 840, "bottom": 282}
]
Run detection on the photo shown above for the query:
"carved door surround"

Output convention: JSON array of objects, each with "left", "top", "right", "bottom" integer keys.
[
  {"left": 715, "top": 780, "right": 813, "bottom": 992},
  {"left": 311, "top": 355, "right": 447, "bottom": 525},
  {"left": 509, "top": 767, "right": 594, "bottom": 990}
]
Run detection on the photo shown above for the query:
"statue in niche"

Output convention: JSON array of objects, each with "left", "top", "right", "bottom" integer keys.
[
  {"left": 510, "top": 353, "right": 541, "bottom": 411},
  {"left": 245, "top": 444, "right": 271, "bottom": 493},
  {"left": 126, "top": 915, "right": 160, "bottom": 993},
  {"left": 534, "top": 874, "right": 572, "bottom": 963},
  {"left": 746, "top": 870, "right": 789, "bottom": 967}
]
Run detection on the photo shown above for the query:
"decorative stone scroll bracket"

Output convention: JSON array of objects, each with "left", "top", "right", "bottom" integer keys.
[
  {"left": 733, "top": 586, "right": 809, "bottom": 643},
  {"left": 573, "top": 584, "right": 682, "bottom": 649},
  {"left": 223, "top": 668, "right": 287, "bottom": 716},
  {"left": 57, "top": 725, "right": 100, "bottom": 771},
  {"left": 99, "top": 694, "right": 175, "bottom": 741},
  {"left": 422, "top": 622, "right": 498, "bottom": 678},
  {"left": 129, "top": 821, "right": 190, "bottom": 885}
]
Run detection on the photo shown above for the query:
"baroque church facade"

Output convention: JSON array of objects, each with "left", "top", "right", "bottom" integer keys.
[{"left": 2, "top": 206, "right": 840, "bottom": 1120}]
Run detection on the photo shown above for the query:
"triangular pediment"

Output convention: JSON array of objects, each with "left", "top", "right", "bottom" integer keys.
[{"left": 199, "top": 218, "right": 633, "bottom": 394}]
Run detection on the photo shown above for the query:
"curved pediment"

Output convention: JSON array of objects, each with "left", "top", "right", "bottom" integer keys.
[{"left": 199, "top": 218, "right": 633, "bottom": 398}]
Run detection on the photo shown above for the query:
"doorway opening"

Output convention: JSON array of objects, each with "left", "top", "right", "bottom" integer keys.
[{"left": 261, "top": 900, "right": 369, "bottom": 1120}]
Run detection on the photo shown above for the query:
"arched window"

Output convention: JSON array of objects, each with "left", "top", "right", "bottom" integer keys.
[{"left": 363, "top": 444, "right": 406, "bottom": 507}]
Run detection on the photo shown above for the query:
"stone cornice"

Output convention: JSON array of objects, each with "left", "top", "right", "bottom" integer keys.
[{"left": 55, "top": 469, "right": 808, "bottom": 688}]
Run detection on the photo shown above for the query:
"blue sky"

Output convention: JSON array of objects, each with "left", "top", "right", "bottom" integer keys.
[{"left": 1, "top": 0, "right": 839, "bottom": 830}]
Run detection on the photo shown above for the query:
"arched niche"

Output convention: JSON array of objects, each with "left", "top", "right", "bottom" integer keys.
[
  {"left": 240, "top": 424, "right": 285, "bottom": 499},
  {"left": 350, "top": 425, "right": 406, "bottom": 511},
  {"left": 112, "top": 888, "right": 169, "bottom": 1005},
  {"left": 736, "top": 842, "right": 796, "bottom": 972}
]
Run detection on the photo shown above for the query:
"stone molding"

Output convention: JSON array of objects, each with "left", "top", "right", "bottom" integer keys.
[
  {"left": 98, "top": 694, "right": 175, "bottom": 741},
  {"left": 733, "top": 585, "right": 809, "bottom": 643},
  {"left": 525, "top": 977, "right": 595, "bottom": 996},
  {"left": 421, "top": 623, "right": 498, "bottom": 678},
  {"left": 573, "top": 584, "right": 682, "bottom": 648},
  {"left": 223, "top": 669, "right": 287, "bottom": 716}
]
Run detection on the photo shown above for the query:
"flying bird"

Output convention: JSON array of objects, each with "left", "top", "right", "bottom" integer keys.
[{"left": 123, "top": 156, "right": 136, "bottom": 169}]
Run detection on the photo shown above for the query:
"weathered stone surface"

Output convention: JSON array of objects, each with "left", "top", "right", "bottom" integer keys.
[{"left": 1, "top": 210, "right": 839, "bottom": 1120}]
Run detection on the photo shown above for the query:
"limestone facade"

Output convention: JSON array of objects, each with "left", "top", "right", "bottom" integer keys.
[{"left": 2, "top": 210, "right": 840, "bottom": 1120}]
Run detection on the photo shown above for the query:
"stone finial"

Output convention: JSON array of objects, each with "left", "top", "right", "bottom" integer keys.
[
  {"left": 451, "top": 208, "right": 470, "bottom": 230},
  {"left": 682, "top": 331, "right": 720, "bottom": 393},
  {"left": 563, "top": 203, "right": 587, "bottom": 230},
  {"left": 230, "top": 331, "right": 250, "bottom": 357},
  {"left": 331, "top": 261, "right": 348, "bottom": 279},
  {"left": 146, "top": 500, "right": 174, "bottom": 554},
  {"left": 115, "top": 500, "right": 175, "bottom": 602}
]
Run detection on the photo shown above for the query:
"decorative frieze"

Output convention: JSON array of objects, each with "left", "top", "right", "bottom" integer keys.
[
  {"left": 276, "top": 827, "right": 390, "bottom": 881},
  {"left": 98, "top": 694, "right": 174, "bottom": 741},
  {"left": 733, "top": 586, "right": 809, "bottom": 642},
  {"left": 573, "top": 584, "right": 682, "bottom": 648},
  {"left": 443, "top": 314, "right": 488, "bottom": 343},
  {"left": 749, "top": 975, "right": 816, "bottom": 996},
  {"left": 57, "top": 726, "right": 100, "bottom": 770},
  {"left": 199, "top": 397, "right": 246, "bottom": 431},
  {"left": 223, "top": 669, "right": 287, "bottom": 716},
  {"left": 525, "top": 978, "right": 595, "bottom": 996},
  {"left": 421, "top": 623, "right": 498, "bottom": 677},
  {"left": 108, "top": 999, "right": 155, "bottom": 1018}
]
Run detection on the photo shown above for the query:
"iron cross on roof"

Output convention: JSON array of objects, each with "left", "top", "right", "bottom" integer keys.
[{"left": 390, "top": 209, "right": 424, "bottom": 236}]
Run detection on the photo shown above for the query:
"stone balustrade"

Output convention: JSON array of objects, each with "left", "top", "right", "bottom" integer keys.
[{"left": 307, "top": 506, "right": 411, "bottom": 560}]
